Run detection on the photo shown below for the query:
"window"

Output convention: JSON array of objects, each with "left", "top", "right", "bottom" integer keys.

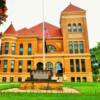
[
  {"left": 5, "top": 42, "right": 9, "bottom": 54},
  {"left": 77, "top": 77, "right": 81, "bottom": 82},
  {"left": 78, "top": 23, "right": 82, "bottom": 32},
  {"left": 18, "top": 77, "right": 22, "bottom": 82},
  {"left": 11, "top": 60, "right": 15, "bottom": 72},
  {"left": 56, "top": 62, "right": 63, "bottom": 76},
  {"left": 10, "top": 77, "right": 14, "bottom": 82},
  {"left": 12, "top": 43, "right": 15, "bottom": 55},
  {"left": 28, "top": 43, "right": 32, "bottom": 55},
  {"left": 74, "top": 41, "right": 78, "bottom": 53},
  {"left": 46, "top": 62, "right": 53, "bottom": 71},
  {"left": 76, "top": 59, "right": 80, "bottom": 72},
  {"left": 18, "top": 60, "right": 23, "bottom": 73},
  {"left": 2, "top": 77, "right": 6, "bottom": 82},
  {"left": 81, "top": 59, "right": 86, "bottom": 72},
  {"left": 19, "top": 44, "right": 23, "bottom": 55},
  {"left": 27, "top": 60, "right": 31, "bottom": 72},
  {"left": 47, "top": 45, "right": 56, "bottom": 53},
  {"left": 71, "top": 77, "right": 75, "bottom": 82},
  {"left": 70, "top": 59, "right": 74, "bottom": 72},
  {"left": 80, "top": 41, "right": 84, "bottom": 53},
  {"left": 73, "top": 23, "right": 77, "bottom": 32},
  {"left": 69, "top": 41, "right": 73, "bottom": 53},
  {"left": 3, "top": 60, "right": 8, "bottom": 72},
  {"left": 68, "top": 24, "right": 72, "bottom": 32},
  {"left": 83, "top": 77, "right": 87, "bottom": 82}
]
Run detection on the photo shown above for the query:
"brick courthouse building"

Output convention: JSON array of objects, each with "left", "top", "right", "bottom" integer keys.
[{"left": 0, "top": 4, "right": 93, "bottom": 82}]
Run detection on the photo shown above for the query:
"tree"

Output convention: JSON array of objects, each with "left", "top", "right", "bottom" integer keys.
[
  {"left": 90, "top": 42, "right": 100, "bottom": 81},
  {"left": 0, "top": 0, "right": 7, "bottom": 25},
  {"left": 97, "top": 42, "right": 100, "bottom": 48}
]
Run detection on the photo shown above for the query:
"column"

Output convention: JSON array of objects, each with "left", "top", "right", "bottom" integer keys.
[{"left": 7, "top": 60, "right": 11, "bottom": 72}]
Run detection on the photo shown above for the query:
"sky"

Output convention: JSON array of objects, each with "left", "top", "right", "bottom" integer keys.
[{"left": 0, "top": 0, "right": 100, "bottom": 48}]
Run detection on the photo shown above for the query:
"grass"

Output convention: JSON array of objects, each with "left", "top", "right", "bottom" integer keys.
[
  {"left": 64, "top": 82, "right": 100, "bottom": 94},
  {"left": 0, "top": 82, "right": 20, "bottom": 90},
  {"left": 0, "top": 82, "right": 100, "bottom": 100},
  {"left": 0, "top": 93, "right": 100, "bottom": 100}
]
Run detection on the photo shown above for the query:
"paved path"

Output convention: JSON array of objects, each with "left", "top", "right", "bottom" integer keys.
[{"left": 1, "top": 87, "right": 80, "bottom": 94}]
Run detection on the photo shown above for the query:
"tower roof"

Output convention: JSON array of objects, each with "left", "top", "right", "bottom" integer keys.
[
  {"left": 62, "top": 3, "right": 85, "bottom": 12},
  {"left": 4, "top": 23, "right": 17, "bottom": 34}
]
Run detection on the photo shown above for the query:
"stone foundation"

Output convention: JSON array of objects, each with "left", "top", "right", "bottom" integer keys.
[{"left": 20, "top": 81, "right": 63, "bottom": 90}]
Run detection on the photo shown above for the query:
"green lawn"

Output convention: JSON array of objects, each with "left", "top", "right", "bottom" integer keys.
[
  {"left": 0, "top": 93, "right": 100, "bottom": 100},
  {"left": 0, "top": 82, "right": 20, "bottom": 90},
  {"left": 64, "top": 82, "right": 100, "bottom": 94},
  {"left": 0, "top": 82, "right": 100, "bottom": 100}
]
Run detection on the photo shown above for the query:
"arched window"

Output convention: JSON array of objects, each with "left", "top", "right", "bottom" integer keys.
[
  {"left": 5, "top": 42, "right": 9, "bottom": 54},
  {"left": 19, "top": 44, "right": 23, "bottom": 55},
  {"left": 12, "top": 43, "right": 15, "bottom": 55},
  {"left": 47, "top": 45, "right": 56, "bottom": 53},
  {"left": 27, "top": 60, "right": 31, "bottom": 72},
  {"left": 78, "top": 23, "right": 82, "bottom": 32},
  {"left": 18, "top": 60, "right": 23, "bottom": 73},
  {"left": 28, "top": 43, "right": 32, "bottom": 55},
  {"left": 11, "top": 60, "right": 15, "bottom": 72},
  {"left": 55, "top": 62, "right": 63, "bottom": 76},
  {"left": 46, "top": 62, "right": 53, "bottom": 71},
  {"left": 68, "top": 24, "right": 72, "bottom": 32},
  {"left": 73, "top": 23, "right": 77, "bottom": 32},
  {"left": 37, "top": 62, "right": 43, "bottom": 70}
]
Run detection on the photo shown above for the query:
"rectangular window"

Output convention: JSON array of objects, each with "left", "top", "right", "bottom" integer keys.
[
  {"left": 10, "top": 77, "right": 14, "bottom": 82},
  {"left": 5, "top": 42, "right": 9, "bottom": 54},
  {"left": 2, "top": 77, "right": 6, "bottom": 82},
  {"left": 27, "top": 60, "right": 31, "bottom": 72},
  {"left": 71, "top": 77, "right": 75, "bottom": 82},
  {"left": 83, "top": 77, "right": 87, "bottom": 82},
  {"left": 3, "top": 60, "right": 8, "bottom": 72},
  {"left": 69, "top": 41, "right": 73, "bottom": 53},
  {"left": 74, "top": 41, "right": 78, "bottom": 53},
  {"left": 19, "top": 44, "right": 23, "bottom": 55},
  {"left": 12, "top": 43, "right": 15, "bottom": 55},
  {"left": 76, "top": 59, "right": 80, "bottom": 72},
  {"left": 28, "top": 43, "right": 32, "bottom": 55},
  {"left": 11, "top": 60, "right": 15, "bottom": 72},
  {"left": 81, "top": 59, "right": 86, "bottom": 72},
  {"left": 70, "top": 59, "right": 74, "bottom": 72},
  {"left": 77, "top": 77, "right": 81, "bottom": 82},
  {"left": 18, "top": 60, "right": 22, "bottom": 73},
  {"left": 80, "top": 41, "right": 84, "bottom": 53},
  {"left": 18, "top": 77, "right": 22, "bottom": 82}
]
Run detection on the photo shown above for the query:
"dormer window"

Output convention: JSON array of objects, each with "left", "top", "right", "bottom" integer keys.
[{"left": 47, "top": 45, "right": 56, "bottom": 53}]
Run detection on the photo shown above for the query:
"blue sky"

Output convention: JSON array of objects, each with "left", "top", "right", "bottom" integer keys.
[{"left": 0, "top": 0, "right": 100, "bottom": 48}]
